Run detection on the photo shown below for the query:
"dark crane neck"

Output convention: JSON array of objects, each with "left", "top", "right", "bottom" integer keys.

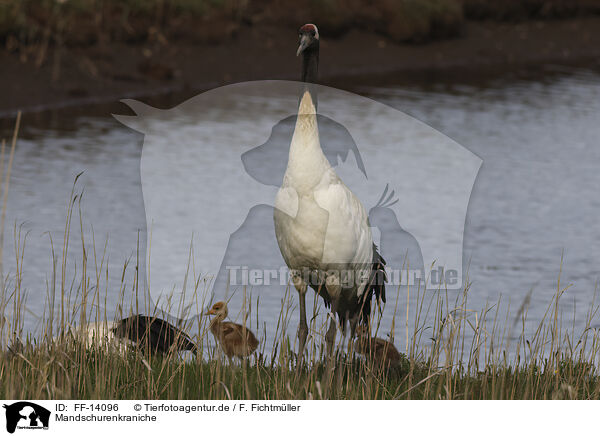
[
  {"left": 300, "top": 41, "right": 319, "bottom": 107},
  {"left": 301, "top": 42, "right": 319, "bottom": 83}
]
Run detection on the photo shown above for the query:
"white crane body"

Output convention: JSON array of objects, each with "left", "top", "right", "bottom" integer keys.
[{"left": 274, "top": 91, "right": 373, "bottom": 304}]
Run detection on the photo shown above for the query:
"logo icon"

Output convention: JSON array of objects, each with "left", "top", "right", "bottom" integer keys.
[{"left": 2, "top": 402, "right": 50, "bottom": 433}]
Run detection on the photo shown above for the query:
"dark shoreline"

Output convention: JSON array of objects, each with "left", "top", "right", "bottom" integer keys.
[{"left": 1, "top": 17, "right": 600, "bottom": 118}]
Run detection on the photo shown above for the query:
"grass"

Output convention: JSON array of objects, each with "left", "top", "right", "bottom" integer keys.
[
  {"left": 3, "top": 259, "right": 600, "bottom": 399},
  {"left": 1, "top": 116, "right": 600, "bottom": 400}
]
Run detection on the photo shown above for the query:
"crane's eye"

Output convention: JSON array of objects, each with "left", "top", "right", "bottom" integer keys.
[{"left": 311, "top": 30, "right": 316, "bottom": 36}]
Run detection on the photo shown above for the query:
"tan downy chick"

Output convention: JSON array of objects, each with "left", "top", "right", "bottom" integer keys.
[
  {"left": 354, "top": 325, "right": 402, "bottom": 368},
  {"left": 205, "top": 301, "right": 259, "bottom": 359}
]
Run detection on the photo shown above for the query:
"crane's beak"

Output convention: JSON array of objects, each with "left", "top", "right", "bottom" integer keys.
[
  {"left": 204, "top": 309, "right": 215, "bottom": 316},
  {"left": 297, "top": 34, "right": 310, "bottom": 56}
]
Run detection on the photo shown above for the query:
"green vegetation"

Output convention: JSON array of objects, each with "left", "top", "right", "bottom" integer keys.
[
  {"left": 463, "top": 0, "right": 600, "bottom": 20},
  {"left": 0, "top": 0, "right": 244, "bottom": 46},
  {"left": 1, "top": 0, "right": 599, "bottom": 50},
  {"left": 3, "top": 342, "right": 599, "bottom": 399}
]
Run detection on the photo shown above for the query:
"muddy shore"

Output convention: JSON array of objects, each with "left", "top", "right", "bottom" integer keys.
[{"left": 1, "top": 16, "right": 600, "bottom": 116}]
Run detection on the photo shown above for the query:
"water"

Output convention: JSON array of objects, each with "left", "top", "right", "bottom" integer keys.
[
  {"left": 368, "top": 68, "right": 600, "bottom": 322},
  {"left": 2, "top": 65, "right": 600, "bottom": 358}
]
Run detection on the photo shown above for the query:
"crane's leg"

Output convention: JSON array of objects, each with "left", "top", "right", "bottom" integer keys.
[
  {"left": 323, "top": 271, "right": 342, "bottom": 357},
  {"left": 298, "top": 289, "right": 308, "bottom": 359},
  {"left": 322, "top": 315, "right": 338, "bottom": 397},
  {"left": 291, "top": 270, "right": 309, "bottom": 362},
  {"left": 348, "top": 316, "right": 359, "bottom": 353},
  {"left": 325, "top": 316, "right": 337, "bottom": 357}
]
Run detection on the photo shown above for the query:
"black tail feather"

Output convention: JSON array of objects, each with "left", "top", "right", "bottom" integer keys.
[{"left": 359, "top": 243, "right": 387, "bottom": 324}]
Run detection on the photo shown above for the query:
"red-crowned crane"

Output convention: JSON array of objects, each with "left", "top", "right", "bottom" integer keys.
[{"left": 273, "top": 24, "right": 386, "bottom": 358}]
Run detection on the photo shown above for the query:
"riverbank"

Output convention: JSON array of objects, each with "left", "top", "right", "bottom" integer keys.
[{"left": 1, "top": 15, "right": 600, "bottom": 116}]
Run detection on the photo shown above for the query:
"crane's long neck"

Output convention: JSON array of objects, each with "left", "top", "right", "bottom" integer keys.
[
  {"left": 209, "top": 311, "right": 226, "bottom": 334},
  {"left": 301, "top": 41, "right": 319, "bottom": 107},
  {"left": 301, "top": 43, "right": 319, "bottom": 84},
  {"left": 284, "top": 39, "right": 328, "bottom": 194},
  {"left": 286, "top": 91, "right": 331, "bottom": 194}
]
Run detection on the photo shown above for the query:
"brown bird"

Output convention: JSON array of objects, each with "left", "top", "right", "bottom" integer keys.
[
  {"left": 354, "top": 325, "right": 402, "bottom": 368},
  {"left": 205, "top": 301, "right": 259, "bottom": 359}
]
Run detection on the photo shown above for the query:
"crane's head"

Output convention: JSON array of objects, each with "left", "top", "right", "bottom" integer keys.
[
  {"left": 297, "top": 23, "right": 319, "bottom": 56},
  {"left": 205, "top": 301, "right": 228, "bottom": 318}
]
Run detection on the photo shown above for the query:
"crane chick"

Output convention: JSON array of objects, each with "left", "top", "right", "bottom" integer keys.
[
  {"left": 205, "top": 301, "right": 259, "bottom": 359},
  {"left": 354, "top": 325, "right": 402, "bottom": 368}
]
